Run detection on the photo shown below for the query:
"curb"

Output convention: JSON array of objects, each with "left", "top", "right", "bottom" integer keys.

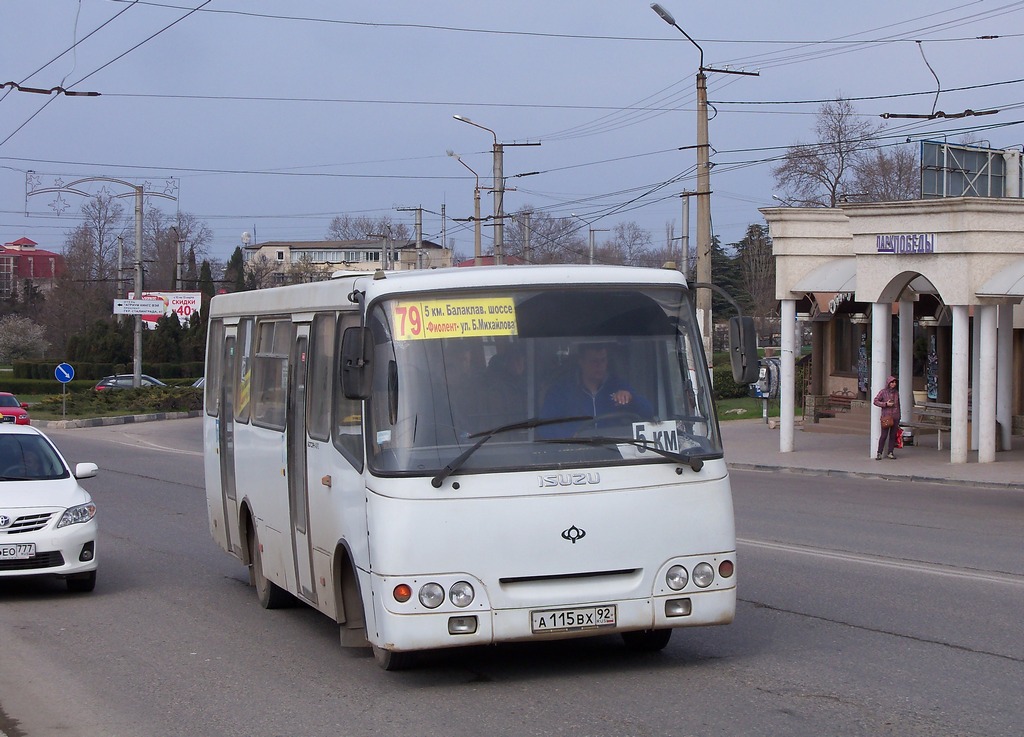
[
  {"left": 728, "top": 462, "right": 1016, "bottom": 492},
  {"left": 32, "top": 410, "right": 203, "bottom": 430}
]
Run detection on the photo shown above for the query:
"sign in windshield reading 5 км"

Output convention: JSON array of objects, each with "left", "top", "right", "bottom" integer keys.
[{"left": 391, "top": 297, "right": 518, "bottom": 340}]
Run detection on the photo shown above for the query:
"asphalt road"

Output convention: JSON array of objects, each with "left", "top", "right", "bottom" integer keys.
[{"left": 1, "top": 418, "right": 1021, "bottom": 737}]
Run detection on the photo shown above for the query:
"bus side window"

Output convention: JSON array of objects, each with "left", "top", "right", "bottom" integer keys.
[{"left": 333, "top": 315, "right": 363, "bottom": 470}]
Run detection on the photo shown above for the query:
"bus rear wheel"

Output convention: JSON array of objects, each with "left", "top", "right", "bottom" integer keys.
[
  {"left": 249, "top": 526, "right": 291, "bottom": 609},
  {"left": 621, "top": 628, "right": 672, "bottom": 652}
]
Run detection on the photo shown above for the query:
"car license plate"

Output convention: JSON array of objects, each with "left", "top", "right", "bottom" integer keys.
[
  {"left": 0, "top": 415, "right": 14, "bottom": 423},
  {"left": 0, "top": 543, "right": 35, "bottom": 560},
  {"left": 531, "top": 605, "right": 616, "bottom": 633}
]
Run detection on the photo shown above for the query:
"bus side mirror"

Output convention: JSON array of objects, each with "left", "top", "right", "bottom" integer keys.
[
  {"left": 340, "top": 327, "right": 373, "bottom": 399},
  {"left": 729, "top": 316, "right": 760, "bottom": 385}
]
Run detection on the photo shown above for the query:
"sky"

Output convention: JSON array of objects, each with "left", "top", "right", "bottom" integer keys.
[{"left": 2, "top": 1, "right": 1023, "bottom": 265}]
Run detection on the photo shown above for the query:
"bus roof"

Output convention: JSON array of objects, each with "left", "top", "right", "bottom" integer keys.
[{"left": 209, "top": 264, "right": 688, "bottom": 318}]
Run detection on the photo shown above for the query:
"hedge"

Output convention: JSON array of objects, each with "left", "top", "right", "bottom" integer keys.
[{"left": 12, "top": 361, "right": 204, "bottom": 381}]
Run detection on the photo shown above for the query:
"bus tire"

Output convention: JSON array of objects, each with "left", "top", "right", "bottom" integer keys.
[
  {"left": 372, "top": 645, "right": 416, "bottom": 671},
  {"left": 249, "top": 525, "right": 291, "bottom": 610},
  {"left": 621, "top": 628, "right": 672, "bottom": 652}
]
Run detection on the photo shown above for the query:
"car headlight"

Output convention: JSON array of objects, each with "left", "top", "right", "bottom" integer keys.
[
  {"left": 666, "top": 565, "right": 689, "bottom": 591},
  {"left": 692, "top": 562, "right": 715, "bottom": 588},
  {"left": 418, "top": 583, "right": 445, "bottom": 609},
  {"left": 56, "top": 502, "right": 96, "bottom": 528},
  {"left": 449, "top": 581, "right": 475, "bottom": 608}
]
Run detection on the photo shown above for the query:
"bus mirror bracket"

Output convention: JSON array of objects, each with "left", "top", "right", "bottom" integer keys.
[
  {"left": 340, "top": 327, "right": 373, "bottom": 399},
  {"left": 729, "top": 316, "right": 759, "bottom": 385}
]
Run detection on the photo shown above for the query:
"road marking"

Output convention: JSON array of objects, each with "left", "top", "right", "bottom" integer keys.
[
  {"left": 738, "top": 538, "right": 1024, "bottom": 588},
  {"left": 107, "top": 437, "right": 202, "bottom": 456}
]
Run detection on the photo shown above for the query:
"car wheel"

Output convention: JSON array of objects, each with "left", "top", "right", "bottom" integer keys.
[
  {"left": 66, "top": 570, "right": 96, "bottom": 593},
  {"left": 621, "top": 628, "right": 672, "bottom": 652},
  {"left": 249, "top": 525, "right": 291, "bottom": 609}
]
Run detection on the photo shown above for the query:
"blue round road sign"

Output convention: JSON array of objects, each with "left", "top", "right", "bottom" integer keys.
[{"left": 55, "top": 363, "right": 75, "bottom": 383}]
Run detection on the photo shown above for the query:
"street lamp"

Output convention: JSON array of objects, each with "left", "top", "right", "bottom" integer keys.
[
  {"left": 650, "top": 3, "right": 757, "bottom": 363},
  {"left": 650, "top": 3, "right": 712, "bottom": 361},
  {"left": 453, "top": 115, "right": 504, "bottom": 265},
  {"left": 447, "top": 150, "right": 482, "bottom": 267}
]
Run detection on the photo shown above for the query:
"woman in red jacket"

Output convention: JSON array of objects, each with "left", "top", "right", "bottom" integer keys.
[{"left": 873, "top": 375, "right": 901, "bottom": 459}]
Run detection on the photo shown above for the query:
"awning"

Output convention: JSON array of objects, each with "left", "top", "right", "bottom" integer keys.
[
  {"left": 792, "top": 258, "right": 857, "bottom": 294},
  {"left": 977, "top": 259, "right": 1024, "bottom": 298}
]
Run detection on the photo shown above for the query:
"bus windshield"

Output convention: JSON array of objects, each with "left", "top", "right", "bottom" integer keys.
[{"left": 365, "top": 285, "right": 720, "bottom": 476}]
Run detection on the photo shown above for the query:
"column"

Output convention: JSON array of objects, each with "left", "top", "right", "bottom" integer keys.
[
  {"left": 898, "top": 302, "right": 914, "bottom": 419},
  {"left": 869, "top": 301, "right": 891, "bottom": 459},
  {"left": 950, "top": 305, "right": 970, "bottom": 464},
  {"left": 971, "top": 311, "right": 981, "bottom": 451},
  {"left": 780, "top": 299, "right": 796, "bottom": 453},
  {"left": 997, "top": 303, "right": 1013, "bottom": 452},
  {"left": 977, "top": 305, "right": 997, "bottom": 463}
]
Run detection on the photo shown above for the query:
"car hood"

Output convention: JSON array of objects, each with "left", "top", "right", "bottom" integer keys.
[
  {"left": 0, "top": 408, "right": 28, "bottom": 418},
  {"left": 0, "top": 475, "right": 92, "bottom": 511}
]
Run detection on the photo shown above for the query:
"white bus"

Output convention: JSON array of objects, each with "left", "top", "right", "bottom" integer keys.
[{"left": 203, "top": 264, "right": 758, "bottom": 669}]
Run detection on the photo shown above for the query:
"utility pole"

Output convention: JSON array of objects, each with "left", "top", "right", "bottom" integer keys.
[
  {"left": 522, "top": 211, "right": 532, "bottom": 264},
  {"left": 133, "top": 185, "right": 143, "bottom": 389},
  {"left": 680, "top": 191, "right": 692, "bottom": 280},
  {"left": 651, "top": 3, "right": 758, "bottom": 364},
  {"left": 453, "top": 115, "right": 539, "bottom": 266}
]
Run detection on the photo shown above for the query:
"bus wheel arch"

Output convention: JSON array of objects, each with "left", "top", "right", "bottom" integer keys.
[
  {"left": 334, "top": 543, "right": 369, "bottom": 648},
  {"left": 244, "top": 506, "right": 292, "bottom": 609}
]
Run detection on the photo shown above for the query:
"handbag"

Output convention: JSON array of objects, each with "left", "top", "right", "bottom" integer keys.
[
  {"left": 895, "top": 427, "right": 904, "bottom": 448},
  {"left": 881, "top": 416, "right": 894, "bottom": 429}
]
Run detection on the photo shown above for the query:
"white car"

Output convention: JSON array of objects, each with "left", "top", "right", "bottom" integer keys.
[{"left": 0, "top": 425, "right": 98, "bottom": 592}]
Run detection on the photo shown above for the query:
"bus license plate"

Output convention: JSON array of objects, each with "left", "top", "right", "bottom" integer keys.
[
  {"left": 531, "top": 605, "right": 616, "bottom": 633},
  {"left": 0, "top": 543, "right": 35, "bottom": 560}
]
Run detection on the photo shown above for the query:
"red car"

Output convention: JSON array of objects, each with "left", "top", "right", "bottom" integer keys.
[{"left": 0, "top": 392, "right": 30, "bottom": 425}]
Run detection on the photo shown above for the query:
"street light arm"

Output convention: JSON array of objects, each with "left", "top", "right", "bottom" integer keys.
[
  {"left": 453, "top": 114, "right": 497, "bottom": 145},
  {"left": 650, "top": 3, "right": 704, "bottom": 70}
]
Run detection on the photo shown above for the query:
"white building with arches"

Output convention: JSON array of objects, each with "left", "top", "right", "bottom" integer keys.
[{"left": 762, "top": 196, "right": 1024, "bottom": 465}]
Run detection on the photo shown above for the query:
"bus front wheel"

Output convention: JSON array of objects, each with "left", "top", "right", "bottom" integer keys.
[
  {"left": 249, "top": 525, "right": 291, "bottom": 609},
  {"left": 372, "top": 645, "right": 416, "bottom": 671}
]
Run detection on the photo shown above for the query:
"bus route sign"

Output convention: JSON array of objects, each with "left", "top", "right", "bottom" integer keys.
[{"left": 391, "top": 297, "right": 518, "bottom": 341}]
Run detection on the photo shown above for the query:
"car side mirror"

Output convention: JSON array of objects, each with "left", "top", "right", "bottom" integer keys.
[
  {"left": 729, "top": 316, "right": 760, "bottom": 385},
  {"left": 20, "top": 403, "right": 28, "bottom": 410},
  {"left": 340, "top": 326, "right": 373, "bottom": 400},
  {"left": 75, "top": 462, "right": 98, "bottom": 479}
]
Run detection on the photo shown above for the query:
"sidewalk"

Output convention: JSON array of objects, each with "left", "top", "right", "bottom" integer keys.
[{"left": 721, "top": 418, "right": 1024, "bottom": 491}]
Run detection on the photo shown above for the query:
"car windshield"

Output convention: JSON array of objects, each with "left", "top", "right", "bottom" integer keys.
[
  {"left": 365, "top": 285, "right": 720, "bottom": 477},
  {"left": 0, "top": 396, "right": 20, "bottom": 408},
  {"left": 0, "top": 434, "right": 69, "bottom": 481}
]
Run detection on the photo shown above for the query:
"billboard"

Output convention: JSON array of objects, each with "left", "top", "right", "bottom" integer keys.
[{"left": 128, "top": 291, "right": 202, "bottom": 330}]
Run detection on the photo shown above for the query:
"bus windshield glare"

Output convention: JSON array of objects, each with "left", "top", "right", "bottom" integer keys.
[{"left": 365, "top": 285, "right": 720, "bottom": 476}]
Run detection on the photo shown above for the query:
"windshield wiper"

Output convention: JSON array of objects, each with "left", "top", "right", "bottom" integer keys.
[
  {"left": 542, "top": 436, "right": 705, "bottom": 472},
  {"left": 430, "top": 415, "right": 591, "bottom": 488}
]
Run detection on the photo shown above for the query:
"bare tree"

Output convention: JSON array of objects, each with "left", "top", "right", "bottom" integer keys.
[
  {"left": 602, "top": 222, "right": 654, "bottom": 267},
  {"left": 772, "top": 98, "right": 884, "bottom": 207},
  {"left": 503, "top": 208, "right": 587, "bottom": 264},
  {"left": 327, "top": 214, "right": 410, "bottom": 242},
  {"left": 144, "top": 208, "right": 214, "bottom": 290},
  {"left": 853, "top": 145, "right": 920, "bottom": 201}
]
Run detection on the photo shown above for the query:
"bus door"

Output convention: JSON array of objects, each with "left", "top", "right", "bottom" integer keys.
[
  {"left": 287, "top": 326, "right": 317, "bottom": 605},
  {"left": 218, "top": 333, "right": 241, "bottom": 557}
]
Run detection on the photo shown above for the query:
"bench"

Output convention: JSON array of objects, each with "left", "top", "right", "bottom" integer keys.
[
  {"left": 817, "top": 392, "right": 855, "bottom": 419},
  {"left": 903, "top": 402, "right": 954, "bottom": 450}
]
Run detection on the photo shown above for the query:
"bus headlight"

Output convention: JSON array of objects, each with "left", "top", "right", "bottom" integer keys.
[
  {"left": 418, "top": 583, "right": 445, "bottom": 609},
  {"left": 666, "top": 565, "right": 688, "bottom": 591},
  {"left": 449, "top": 581, "right": 475, "bottom": 608},
  {"left": 692, "top": 562, "right": 715, "bottom": 588}
]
